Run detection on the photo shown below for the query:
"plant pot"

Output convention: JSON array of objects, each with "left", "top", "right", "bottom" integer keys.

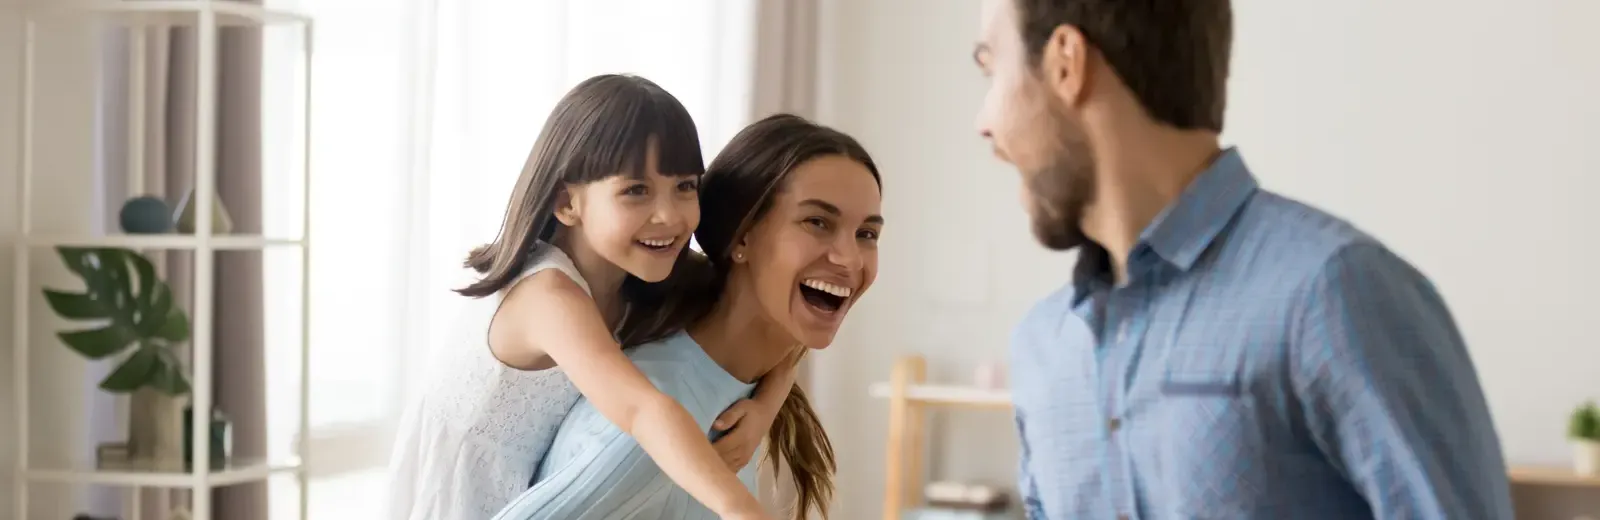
[
  {"left": 128, "top": 388, "right": 185, "bottom": 463},
  {"left": 1574, "top": 439, "right": 1600, "bottom": 476}
]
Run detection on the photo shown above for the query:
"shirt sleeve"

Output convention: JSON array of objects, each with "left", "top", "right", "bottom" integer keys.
[
  {"left": 1014, "top": 407, "right": 1046, "bottom": 520},
  {"left": 1290, "top": 242, "right": 1513, "bottom": 520}
]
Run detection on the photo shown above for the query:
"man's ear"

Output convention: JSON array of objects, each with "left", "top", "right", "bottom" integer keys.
[
  {"left": 553, "top": 186, "right": 581, "bottom": 226},
  {"left": 1041, "top": 24, "right": 1091, "bottom": 106}
]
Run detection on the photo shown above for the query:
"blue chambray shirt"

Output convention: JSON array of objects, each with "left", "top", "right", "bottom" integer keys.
[{"left": 1009, "top": 148, "right": 1514, "bottom": 519}]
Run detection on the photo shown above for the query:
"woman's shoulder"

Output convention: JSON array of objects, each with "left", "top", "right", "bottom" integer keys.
[{"left": 624, "top": 332, "right": 702, "bottom": 372}]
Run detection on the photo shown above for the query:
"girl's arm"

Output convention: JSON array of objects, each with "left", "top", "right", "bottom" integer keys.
[
  {"left": 492, "top": 271, "right": 769, "bottom": 520},
  {"left": 711, "top": 348, "right": 800, "bottom": 470}
]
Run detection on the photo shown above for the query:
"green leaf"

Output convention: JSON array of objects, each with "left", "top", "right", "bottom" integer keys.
[
  {"left": 99, "top": 344, "right": 160, "bottom": 393},
  {"left": 55, "top": 247, "right": 100, "bottom": 278},
  {"left": 130, "top": 250, "right": 158, "bottom": 309},
  {"left": 136, "top": 283, "right": 175, "bottom": 337},
  {"left": 58, "top": 326, "right": 137, "bottom": 359},
  {"left": 146, "top": 347, "right": 191, "bottom": 396},
  {"left": 42, "top": 289, "right": 112, "bottom": 319},
  {"left": 155, "top": 306, "right": 190, "bottom": 343}
]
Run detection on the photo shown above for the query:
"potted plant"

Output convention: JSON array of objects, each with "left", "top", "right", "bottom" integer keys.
[
  {"left": 1569, "top": 400, "right": 1600, "bottom": 476},
  {"left": 44, "top": 247, "right": 192, "bottom": 462}
]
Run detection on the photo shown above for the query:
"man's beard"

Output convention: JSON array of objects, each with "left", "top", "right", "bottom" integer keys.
[{"left": 1025, "top": 116, "right": 1096, "bottom": 251}]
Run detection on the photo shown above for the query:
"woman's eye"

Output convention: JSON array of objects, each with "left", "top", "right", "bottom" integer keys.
[
  {"left": 857, "top": 229, "right": 880, "bottom": 241},
  {"left": 677, "top": 180, "right": 699, "bottom": 192},
  {"left": 621, "top": 184, "right": 649, "bottom": 196},
  {"left": 803, "top": 217, "right": 829, "bottom": 230}
]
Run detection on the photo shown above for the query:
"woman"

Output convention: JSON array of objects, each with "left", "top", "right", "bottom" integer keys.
[{"left": 493, "top": 113, "right": 884, "bottom": 519}]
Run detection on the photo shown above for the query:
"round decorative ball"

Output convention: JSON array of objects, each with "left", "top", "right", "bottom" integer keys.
[{"left": 119, "top": 196, "right": 172, "bottom": 234}]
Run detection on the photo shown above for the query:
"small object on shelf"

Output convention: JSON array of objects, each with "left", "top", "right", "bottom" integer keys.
[
  {"left": 904, "top": 508, "right": 1011, "bottom": 520},
  {"left": 94, "top": 442, "right": 132, "bottom": 469},
  {"left": 923, "top": 481, "right": 1008, "bottom": 512},
  {"left": 972, "top": 361, "right": 1006, "bottom": 390},
  {"left": 118, "top": 195, "right": 171, "bottom": 234},
  {"left": 172, "top": 187, "right": 234, "bottom": 234},
  {"left": 183, "top": 406, "right": 233, "bottom": 470},
  {"left": 1570, "top": 400, "right": 1600, "bottom": 476}
]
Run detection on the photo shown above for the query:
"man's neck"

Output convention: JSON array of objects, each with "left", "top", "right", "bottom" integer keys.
[
  {"left": 688, "top": 280, "right": 796, "bottom": 384},
  {"left": 1080, "top": 123, "right": 1222, "bottom": 285}
]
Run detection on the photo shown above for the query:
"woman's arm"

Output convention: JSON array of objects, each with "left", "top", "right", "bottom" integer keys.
[
  {"left": 494, "top": 271, "right": 770, "bottom": 519},
  {"left": 711, "top": 348, "right": 800, "bottom": 470}
]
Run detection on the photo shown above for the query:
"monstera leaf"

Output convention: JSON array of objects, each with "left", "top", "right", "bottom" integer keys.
[{"left": 43, "top": 247, "right": 192, "bottom": 395}]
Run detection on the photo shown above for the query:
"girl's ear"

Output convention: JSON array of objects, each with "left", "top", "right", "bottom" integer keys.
[{"left": 553, "top": 185, "right": 581, "bottom": 226}]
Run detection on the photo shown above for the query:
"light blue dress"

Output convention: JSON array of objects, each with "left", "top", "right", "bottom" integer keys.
[{"left": 492, "top": 331, "right": 760, "bottom": 519}]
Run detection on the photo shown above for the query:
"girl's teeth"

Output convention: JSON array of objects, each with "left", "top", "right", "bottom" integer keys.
[
  {"left": 640, "top": 239, "right": 673, "bottom": 247},
  {"left": 802, "top": 279, "right": 851, "bottom": 298}
]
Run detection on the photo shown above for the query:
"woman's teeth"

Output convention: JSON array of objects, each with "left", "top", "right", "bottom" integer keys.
[{"left": 802, "top": 279, "right": 852, "bottom": 298}]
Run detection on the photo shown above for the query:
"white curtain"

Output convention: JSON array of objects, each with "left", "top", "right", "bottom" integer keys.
[{"left": 257, "top": 0, "right": 758, "bottom": 517}]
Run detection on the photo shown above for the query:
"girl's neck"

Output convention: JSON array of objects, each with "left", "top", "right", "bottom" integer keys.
[
  {"left": 551, "top": 229, "right": 627, "bottom": 325},
  {"left": 688, "top": 277, "right": 799, "bottom": 384}
]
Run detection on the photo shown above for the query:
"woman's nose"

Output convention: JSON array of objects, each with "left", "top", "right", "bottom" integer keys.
[{"left": 828, "top": 236, "right": 864, "bottom": 271}]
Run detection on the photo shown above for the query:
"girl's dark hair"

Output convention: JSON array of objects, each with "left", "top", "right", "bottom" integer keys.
[
  {"left": 619, "top": 113, "right": 880, "bottom": 519},
  {"left": 456, "top": 74, "right": 704, "bottom": 298}
]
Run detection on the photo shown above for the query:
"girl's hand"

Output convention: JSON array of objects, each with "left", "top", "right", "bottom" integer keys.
[{"left": 712, "top": 398, "right": 777, "bottom": 472}]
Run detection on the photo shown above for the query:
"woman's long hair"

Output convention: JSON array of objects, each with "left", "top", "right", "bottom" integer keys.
[
  {"left": 456, "top": 74, "right": 704, "bottom": 299},
  {"left": 619, "top": 113, "right": 881, "bottom": 519}
]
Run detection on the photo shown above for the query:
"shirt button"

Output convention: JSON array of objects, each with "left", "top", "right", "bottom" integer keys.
[{"left": 1108, "top": 417, "right": 1121, "bottom": 432}]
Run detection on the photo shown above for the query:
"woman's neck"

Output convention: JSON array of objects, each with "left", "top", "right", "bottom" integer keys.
[
  {"left": 551, "top": 229, "right": 627, "bottom": 326},
  {"left": 687, "top": 280, "right": 798, "bottom": 384}
]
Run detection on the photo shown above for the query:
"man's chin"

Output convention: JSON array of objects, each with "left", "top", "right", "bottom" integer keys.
[{"left": 1031, "top": 220, "right": 1086, "bottom": 251}]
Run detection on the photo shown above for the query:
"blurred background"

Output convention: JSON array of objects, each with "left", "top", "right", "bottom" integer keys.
[{"left": 1, "top": 0, "right": 1597, "bottom": 519}]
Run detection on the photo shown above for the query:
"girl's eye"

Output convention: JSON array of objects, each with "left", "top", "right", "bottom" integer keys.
[
  {"left": 857, "top": 229, "right": 880, "bottom": 241},
  {"left": 621, "top": 184, "right": 649, "bottom": 196},
  {"left": 677, "top": 179, "right": 699, "bottom": 192}
]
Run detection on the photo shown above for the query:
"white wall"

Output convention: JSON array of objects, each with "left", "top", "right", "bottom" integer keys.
[{"left": 812, "top": 0, "right": 1600, "bottom": 518}]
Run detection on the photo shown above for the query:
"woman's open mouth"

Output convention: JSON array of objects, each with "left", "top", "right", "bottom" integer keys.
[{"left": 799, "top": 278, "right": 851, "bottom": 313}]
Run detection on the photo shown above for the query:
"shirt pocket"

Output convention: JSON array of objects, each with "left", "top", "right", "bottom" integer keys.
[{"left": 1149, "top": 371, "right": 1274, "bottom": 517}]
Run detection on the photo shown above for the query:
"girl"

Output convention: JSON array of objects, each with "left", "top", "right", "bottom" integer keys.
[{"left": 386, "top": 74, "right": 793, "bottom": 520}]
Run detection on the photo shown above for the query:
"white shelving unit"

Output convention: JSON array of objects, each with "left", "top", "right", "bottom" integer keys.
[
  {"left": 870, "top": 356, "right": 1013, "bottom": 520},
  {"left": 10, "top": 2, "right": 313, "bottom": 519}
]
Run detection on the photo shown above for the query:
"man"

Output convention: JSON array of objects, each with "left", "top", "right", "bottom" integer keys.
[{"left": 972, "top": 0, "right": 1513, "bottom": 519}]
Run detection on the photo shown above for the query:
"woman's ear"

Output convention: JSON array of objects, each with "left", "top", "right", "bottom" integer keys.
[
  {"left": 553, "top": 185, "right": 581, "bottom": 226},
  {"left": 729, "top": 236, "right": 749, "bottom": 263}
]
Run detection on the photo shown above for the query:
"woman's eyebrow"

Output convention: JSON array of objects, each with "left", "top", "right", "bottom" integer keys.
[{"left": 800, "top": 198, "right": 884, "bottom": 225}]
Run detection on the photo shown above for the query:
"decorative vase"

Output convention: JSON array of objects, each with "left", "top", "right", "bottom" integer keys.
[
  {"left": 1574, "top": 439, "right": 1600, "bottom": 476},
  {"left": 119, "top": 195, "right": 171, "bottom": 234},
  {"left": 183, "top": 406, "right": 233, "bottom": 470},
  {"left": 128, "top": 388, "right": 185, "bottom": 464},
  {"left": 973, "top": 361, "right": 1006, "bottom": 390},
  {"left": 172, "top": 188, "right": 233, "bottom": 234}
]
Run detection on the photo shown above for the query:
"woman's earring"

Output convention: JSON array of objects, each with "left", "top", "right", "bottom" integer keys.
[{"left": 732, "top": 251, "right": 745, "bottom": 262}]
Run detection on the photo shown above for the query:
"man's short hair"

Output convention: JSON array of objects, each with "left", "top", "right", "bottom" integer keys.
[{"left": 1015, "top": 0, "right": 1233, "bottom": 132}]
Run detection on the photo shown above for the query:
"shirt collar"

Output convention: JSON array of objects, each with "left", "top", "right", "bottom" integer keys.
[{"left": 1070, "top": 147, "right": 1258, "bottom": 305}]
